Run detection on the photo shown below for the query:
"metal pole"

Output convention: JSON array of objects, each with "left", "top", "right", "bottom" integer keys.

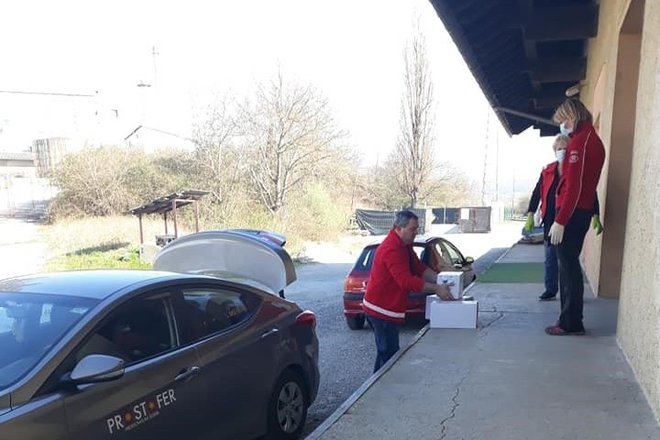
[
  {"left": 138, "top": 215, "right": 144, "bottom": 245},
  {"left": 481, "top": 109, "right": 489, "bottom": 206},
  {"left": 164, "top": 211, "right": 168, "bottom": 234},
  {"left": 172, "top": 200, "right": 178, "bottom": 238},
  {"left": 194, "top": 200, "right": 200, "bottom": 232},
  {"left": 495, "top": 128, "right": 500, "bottom": 202}
]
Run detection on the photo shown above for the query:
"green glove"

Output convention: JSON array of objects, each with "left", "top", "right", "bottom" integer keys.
[
  {"left": 523, "top": 213, "right": 534, "bottom": 233},
  {"left": 592, "top": 215, "right": 603, "bottom": 235}
]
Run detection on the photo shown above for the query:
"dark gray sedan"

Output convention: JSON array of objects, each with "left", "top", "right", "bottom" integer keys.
[{"left": 0, "top": 230, "right": 319, "bottom": 439}]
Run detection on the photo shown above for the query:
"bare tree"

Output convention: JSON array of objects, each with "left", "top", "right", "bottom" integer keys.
[
  {"left": 240, "top": 73, "right": 345, "bottom": 213},
  {"left": 192, "top": 96, "right": 245, "bottom": 218},
  {"left": 393, "top": 29, "right": 436, "bottom": 208}
]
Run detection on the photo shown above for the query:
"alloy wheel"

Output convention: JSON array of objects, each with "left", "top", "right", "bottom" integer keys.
[{"left": 276, "top": 381, "right": 304, "bottom": 433}]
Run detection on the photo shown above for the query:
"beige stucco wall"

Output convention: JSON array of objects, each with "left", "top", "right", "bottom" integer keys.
[
  {"left": 618, "top": 0, "right": 660, "bottom": 419},
  {"left": 578, "top": 0, "right": 620, "bottom": 297},
  {"left": 581, "top": 0, "right": 660, "bottom": 420}
]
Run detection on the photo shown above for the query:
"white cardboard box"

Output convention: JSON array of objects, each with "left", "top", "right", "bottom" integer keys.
[
  {"left": 437, "top": 271, "right": 464, "bottom": 299},
  {"left": 425, "top": 295, "right": 478, "bottom": 329}
]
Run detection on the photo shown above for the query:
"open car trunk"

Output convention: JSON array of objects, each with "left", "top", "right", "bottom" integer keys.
[{"left": 153, "top": 229, "right": 296, "bottom": 295}]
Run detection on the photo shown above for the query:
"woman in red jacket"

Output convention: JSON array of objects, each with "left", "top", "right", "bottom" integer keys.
[
  {"left": 546, "top": 99, "right": 605, "bottom": 336},
  {"left": 524, "top": 135, "right": 603, "bottom": 301}
]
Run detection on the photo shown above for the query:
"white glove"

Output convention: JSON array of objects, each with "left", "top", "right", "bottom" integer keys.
[{"left": 549, "top": 222, "right": 565, "bottom": 245}]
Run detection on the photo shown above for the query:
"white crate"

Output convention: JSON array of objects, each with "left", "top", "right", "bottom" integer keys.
[
  {"left": 437, "top": 271, "right": 464, "bottom": 299},
  {"left": 425, "top": 295, "right": 478, "bottom": 329}
]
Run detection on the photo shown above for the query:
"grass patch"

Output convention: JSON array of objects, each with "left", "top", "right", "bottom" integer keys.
[
  {"left": 39, "top": 216, "right": 166, "bottom": 271},
  {"left": 478, "top": 262, "right": 545, "bottom": 283},
  {"left": 47, "top": 245, "right": 151, "bottom": 271}
]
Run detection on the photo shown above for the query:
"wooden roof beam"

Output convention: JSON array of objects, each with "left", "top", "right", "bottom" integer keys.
[
  {"left": 523, "top": 4, "right": 598, "bottom": 42},
  {"left": 528, "top": 57, "right": 586, "bottom": 83},
  {"left": 532, "top": 93, "right": 567, "bottom": 110}
]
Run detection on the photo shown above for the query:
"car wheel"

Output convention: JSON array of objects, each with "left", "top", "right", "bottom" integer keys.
[
  {"left": 346, "top": 314, "right": 365, "bottom": 330},
  {"left": 267, "top": 369, "right": 308, "bottom": 440}
]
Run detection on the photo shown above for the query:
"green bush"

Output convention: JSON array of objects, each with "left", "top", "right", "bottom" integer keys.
[{"left": 49, "top": 146, "right": 194, "bottom": 220}]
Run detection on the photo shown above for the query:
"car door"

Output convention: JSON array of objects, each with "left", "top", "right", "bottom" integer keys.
[
  {"left": 172, "top": 284, "right": 279, "bottom": 440},
  {"left": 61, "top": 290, "right": 207, "bottom": 440}
]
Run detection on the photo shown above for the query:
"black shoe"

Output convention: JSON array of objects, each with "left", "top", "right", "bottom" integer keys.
[{"left": 538, "top": 292, "right": 557, "bottom": 301}]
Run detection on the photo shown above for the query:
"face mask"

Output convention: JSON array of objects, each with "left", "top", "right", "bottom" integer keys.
[
  {"left": 560, "top": 122, "right": 573, "bottom": 136},
  {"left": 556, "top": 149, "right": 566, "bottom": 163}
]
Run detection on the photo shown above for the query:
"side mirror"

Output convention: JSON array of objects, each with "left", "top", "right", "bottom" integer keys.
[
  {"left": 464, "top": 256, "right": 474, "bottom": 265},
  {"left": 64, "top": 354, "right": 125, "bottom": 385}
]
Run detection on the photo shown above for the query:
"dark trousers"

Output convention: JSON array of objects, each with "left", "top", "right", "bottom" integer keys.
[
  {"left": 556, "top": 209, "right": 591, "bottom": 332},
  {"left": 366, "top": 315, "right": 400, "bottom": 373},
  {"left": 544, "top": 239, "right": 559, "bottom": 295}
]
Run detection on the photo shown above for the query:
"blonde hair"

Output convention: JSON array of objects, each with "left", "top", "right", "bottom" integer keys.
[
  {"left": 553, "top": 98, "right": 593, "bottom": 124},
  {"left": 553, "top": 134, "right": 569, "bottom": 151}
]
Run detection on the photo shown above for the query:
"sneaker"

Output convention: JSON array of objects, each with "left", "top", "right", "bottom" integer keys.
[
  {"left": 545, "top": 325, "right": 585, "bottom": 336},
  {"left": 538, "top": 292, "right": 557, "bottom": 301}
]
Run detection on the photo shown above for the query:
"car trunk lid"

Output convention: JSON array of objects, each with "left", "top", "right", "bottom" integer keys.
[{"left": 153, "top": 229, "right": 296, "bottom": 294}]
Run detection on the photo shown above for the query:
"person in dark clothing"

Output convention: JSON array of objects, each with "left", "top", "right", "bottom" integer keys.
[
  {"left": 546, "top": 98, "right": 606, "bottom": 336},
  {"left": 524, "top": 135, "right": 603, "bottom": 301}
]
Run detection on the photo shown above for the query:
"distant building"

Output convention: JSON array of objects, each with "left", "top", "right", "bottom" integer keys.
[
  {"left": 0, "top": 151, "right": 36, "bottom": 179},
  {"left": 32, "top": 137, "right": 71, "bottom": 177}
]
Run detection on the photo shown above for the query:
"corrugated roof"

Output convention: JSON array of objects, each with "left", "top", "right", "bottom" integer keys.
[
  {"left": 0, "top": 151, "right": 34, "bottom": 161},
  {"left": 429, "top": 0, "right": 599, "bottom": 136},
  {"left": 130, "top": 190, "right": 209, "bottom": 216}
]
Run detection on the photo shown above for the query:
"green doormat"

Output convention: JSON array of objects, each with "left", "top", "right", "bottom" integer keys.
[{"left": 479, "top": 262, "right": 545, "bottom": 283}]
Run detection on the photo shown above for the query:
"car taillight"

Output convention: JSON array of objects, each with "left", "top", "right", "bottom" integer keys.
[
  {"left": 344, "top": 276, "right": 367, "bottom": 293},
  {"left": 296, "top": 310, "right": 316, "bottom": 329}
]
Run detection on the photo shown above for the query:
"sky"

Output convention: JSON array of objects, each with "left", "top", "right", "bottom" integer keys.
[{"left": 0, "top": 0, "right": 556, "bottom": 201}]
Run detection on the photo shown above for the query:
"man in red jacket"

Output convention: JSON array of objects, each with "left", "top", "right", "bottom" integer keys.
[
  {"left": 363, "top": 210, "right": 454, "bottom": 372},
  {"left": 546, "top": 98, "right": 606, "bottom": 336}
]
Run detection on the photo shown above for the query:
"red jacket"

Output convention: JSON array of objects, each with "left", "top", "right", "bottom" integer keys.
[
  {"left": 363, "top": 229, "right": 427, "bottom": 323},
  {"left": 539, "top": 161, "right": 559, "bottom": 219},
  {"left": 555, "top": 121, "right": 605, "bottom": 226}
]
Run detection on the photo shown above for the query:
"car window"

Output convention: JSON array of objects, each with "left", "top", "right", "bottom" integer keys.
[
  {"left": 74, "top": 293, "right": 175, "bottom": 365},
  {"left": 434, "top": 242, "right": 453, "bottom": 266},
  {"left": 353, "top": 247, "right": 376, "bottom": 270},
  {"left": 436, "top": 240, "right": 464, "bottom": 266},
  {"left": 176, "top": 288, "right": 258, "bottom": 344},
  {"left": 0, "top": 293, "right": 97, "bottom": 391}
]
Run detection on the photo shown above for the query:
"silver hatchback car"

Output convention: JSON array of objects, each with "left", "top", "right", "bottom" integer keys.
[{"left": 0, "top": 230, "right": 319, "bottom": 440}]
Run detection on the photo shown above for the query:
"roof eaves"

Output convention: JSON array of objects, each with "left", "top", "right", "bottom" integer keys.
[{"left": 429, "top": 0, "right": 515, "bottom": 136}]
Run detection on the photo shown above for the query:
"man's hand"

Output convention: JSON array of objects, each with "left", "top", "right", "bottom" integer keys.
[
  {"left": 591, "top": 215, "right": 603, "bottom": 235},
  {"left": 435, "top": 282, "right": 455, "bottom": 301},
  {"left": 549, "top": 222, "right": 565, "bottom": 245},
  {"left": 523, "top": 213, "right": 534, "bottom": 234}
]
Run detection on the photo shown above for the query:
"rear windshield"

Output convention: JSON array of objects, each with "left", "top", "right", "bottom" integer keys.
[
  {"left": 354, "top": 247, "right": 376, "bottom": 270},
  {"left": 0, "top": 292, "right": 97, "bottom": 390}
]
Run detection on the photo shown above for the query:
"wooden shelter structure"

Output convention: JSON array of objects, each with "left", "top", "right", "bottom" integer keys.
[{"left": 130, "top": 190, "right": 209, "bottom": 245}]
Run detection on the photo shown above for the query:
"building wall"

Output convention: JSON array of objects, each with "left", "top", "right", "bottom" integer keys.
[
  {"left": 619, "top": 0, "right": 660, "bottom": 419},
  {"left": 582, "top": 0, "right": 660, "bottom": 420}
]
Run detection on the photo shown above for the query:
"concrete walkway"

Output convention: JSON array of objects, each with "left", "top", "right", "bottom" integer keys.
[
  {"left": 307, "top": 244, "right": 660, "bottom": 440},
  {"left": 0, "top": 217, "right": 46, "bottom": 280}
]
